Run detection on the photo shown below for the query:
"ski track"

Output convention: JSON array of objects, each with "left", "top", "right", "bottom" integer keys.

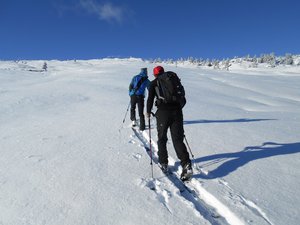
[
  {"left": 192, "top": 161, "right": 274, "bottom": 225},
  {"left": 129, "top": 122, "right": 277, "bottom": 225},
  {"left": 216, "top": 179, "right": 274, "bottom": 225},
  {"left": 139, "top": 178, "right": 173, "bottom": 214},
  {"left": 129, "top": 126, "right": 246, "bottom": 225}
]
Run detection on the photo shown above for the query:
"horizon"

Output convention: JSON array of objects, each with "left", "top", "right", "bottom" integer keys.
[
  {"left": 1, "top": 53, "right": 299, "bottom": 62},
  {"left": 1, "top": 0, "right": 300, "bottom": 60}
]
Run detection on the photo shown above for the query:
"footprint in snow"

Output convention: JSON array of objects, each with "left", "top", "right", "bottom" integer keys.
[
  {"left": 133, "top": 153, "right": 142, "bottom": 161},
  {"left": 139, "top": 178, "right": 173, "bottom": 213},
  {"left": 128, "top": 139, "right": 136, "bottom": 144}
]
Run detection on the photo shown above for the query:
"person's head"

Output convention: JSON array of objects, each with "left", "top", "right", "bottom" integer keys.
[
  {"left": 140, "top": 68, "right": 148, "bottom": 77},
  {"left": 153, "top": 66, "right": 164, "bottom": 77}
]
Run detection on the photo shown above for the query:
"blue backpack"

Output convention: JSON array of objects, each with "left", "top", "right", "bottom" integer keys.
[{"left": 129, "top": 75, "right": 149, "bottom": 96}]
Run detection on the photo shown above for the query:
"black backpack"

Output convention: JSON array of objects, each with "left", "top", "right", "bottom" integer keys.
[{"left": 155, "top": 71, "right": 186, "bottom": 108}]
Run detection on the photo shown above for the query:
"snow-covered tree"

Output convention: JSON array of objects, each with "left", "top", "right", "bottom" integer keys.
[
  {"left": 250, "top": 57, "right": 258, "bottom": 68},
  {"left": 42, "top": 62, "right": 48, "bottom": 71},
  {"left": 223, "top": 59, "right": 231, "bottom": 70},
  {"left": 284, "top": 53, "right": 294, "bottom": 65}
]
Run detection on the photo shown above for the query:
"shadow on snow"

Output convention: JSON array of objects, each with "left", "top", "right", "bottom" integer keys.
[
  {"left": 184, "top": 118, "right": 276, "bottom": 125},
  {"left": 193, "top": 142, "right": 300, "bottom": 179}
]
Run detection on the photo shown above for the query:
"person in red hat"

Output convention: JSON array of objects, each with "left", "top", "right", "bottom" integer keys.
[{"left": 146, "top": 66, "right": 193, "bottom": 181}]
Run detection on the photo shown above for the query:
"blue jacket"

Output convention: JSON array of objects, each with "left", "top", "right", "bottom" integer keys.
[{"left": 129, "top": 70, "right": 150, "bottom": 96}]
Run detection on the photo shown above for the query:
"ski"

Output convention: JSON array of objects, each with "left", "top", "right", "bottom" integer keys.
[
  {"left": 132, "top": 127, "right": 189, "bottom": 180},
  {"left": 132, "top": 126, "right": 192, "bottom": 190},
  {"left": 131, "top": 127, "right": 151, "bottom": 152},
  {"left": 131, "top": 126, "right": 225, "bottom": 224}
]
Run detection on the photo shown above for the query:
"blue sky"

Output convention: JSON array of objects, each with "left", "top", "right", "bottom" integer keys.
[{"left": 1, "top": 0, "right": 300, "bottom": 60}]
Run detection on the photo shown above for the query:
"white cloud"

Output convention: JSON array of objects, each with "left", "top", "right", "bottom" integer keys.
[{"left": 79, "top": 0, "right": 125, "bottom": 24}]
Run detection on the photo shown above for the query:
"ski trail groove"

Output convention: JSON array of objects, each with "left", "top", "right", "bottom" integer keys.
[
  {"left": 195, "top": 163, "right": 274, "bottom": 225},
  {"left": 217, "top": 179, "right": 274, "bottom": 225},
  {"left": 130, "top": 127, "right": 245, "bottom": 225}
]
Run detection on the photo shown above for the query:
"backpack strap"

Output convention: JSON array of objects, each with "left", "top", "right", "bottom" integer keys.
[
  {"left": 133, "top": 76, "right": 147, "bottom": 95},
  {"left": 155, "top": 80, "right": 165, "bottom": 101}
]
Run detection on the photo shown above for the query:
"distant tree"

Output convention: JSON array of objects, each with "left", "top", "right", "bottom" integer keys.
[
  {"left": 250, "top": 56, "right": 258, "bottom": 68},
  {"left": 166, "top": 58, "right": 172, "bottom": 64},
  {"left": 260, "top": 53, "right": 268, "bottom": 63},
  {"left": 206, "top": 59, "right": 212, "bottom": 67},
  {"left": 236, "top": 58, "right": 242, "bottom": 64},
  {"left": 257, "top": 56, "right": 263, "bottom": 64},
  {"left": 154, "top": 58, "right": 162, "bottom": 63},
  {"left": 245, "top": 54, "right": 251, "bottom": 62},
  {"left": 268, "top": 53, "right": 276, "bottom": 67},
  {"left": 196, "top": 58, "right": 204, "bottom": 66},
  {"left": 270, "top": 52, "right": 276, "bottom": 61},
  {"left": 261, "top": 53, "right": 276, "bottom": 65},
  {"left": 188, "top": 57, "right": 194, "bottom": 64},
  {"left": 212, "top": 59, "right": 220, "bottom": 69},
  {"left": 223, "top": 59, "right": 231, "bottom": 70},
  {"left": 284, "top": 53, "right": 294, "bottom": 65},
  {"left": 42, "top": 62, "right": 48, "bottom": 71}
]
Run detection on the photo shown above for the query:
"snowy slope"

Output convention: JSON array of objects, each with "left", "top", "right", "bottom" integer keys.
[{"left": 0, "top": 59, "right": 299, "bottom": 225}]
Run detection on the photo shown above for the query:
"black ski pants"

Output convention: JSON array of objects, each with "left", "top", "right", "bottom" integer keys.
[
  {"left": 155, "top": 109, "right": 191, "bottom": 167},
  {"left": 130, "top": 95, "right": 145, "bottom": 128}
]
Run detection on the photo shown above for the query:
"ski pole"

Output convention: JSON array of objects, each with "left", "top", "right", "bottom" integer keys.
[
  {"left": 184, "top": 134, "right": 204, "bottom": 171},
  {"left": 122, "top": 100, "right": 131, "bottom": 124},
  {"left": 148, "top": 116, "right": 154, "bottom": 179},
  {"left": 184, "top": 134, "right": 195, "bottom": 159}
]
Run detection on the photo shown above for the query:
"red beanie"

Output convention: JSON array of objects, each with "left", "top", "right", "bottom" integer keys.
[{"left": 153, "top": 66, "right": 164, "bottom": 77}]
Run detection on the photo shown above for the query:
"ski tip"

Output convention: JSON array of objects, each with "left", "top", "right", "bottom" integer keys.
[
  {"left": 146, "top": 178, "right": 157, "bottom": 191},
  {"left": 150, "top": 186, "right": 156, "bottom": 191},
  {"left": 180, "top": 176, "right": 192, "bottom": 182}
]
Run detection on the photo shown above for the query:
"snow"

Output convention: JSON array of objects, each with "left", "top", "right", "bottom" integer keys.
[{"left": 0, "top": 59, "right": 299, "bottom": 225}]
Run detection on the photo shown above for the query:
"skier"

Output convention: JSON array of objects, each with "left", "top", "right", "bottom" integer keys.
[
  {"left": 129, "top": 68, "right": 150, "bottom": 131},
  {"left": 146, "top": 66, "right": 193, "bottom": 181}
]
